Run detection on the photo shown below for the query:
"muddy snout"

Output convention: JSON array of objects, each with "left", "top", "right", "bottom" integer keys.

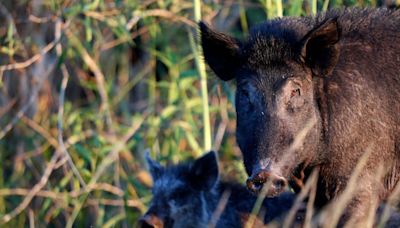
[
  {"left": 246, "top": 170, "right": 288, "bottom": 196},
  {"left": 138, "top": 214, "right": 164, "bottom": 228}
]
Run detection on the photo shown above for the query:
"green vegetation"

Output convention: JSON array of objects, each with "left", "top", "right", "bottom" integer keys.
[{"left": 0, "top": 0, "right": 395, "bottom": 226}]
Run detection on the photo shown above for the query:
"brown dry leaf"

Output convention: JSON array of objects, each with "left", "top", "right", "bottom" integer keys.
[{"left": 136, "top": 169, "right": 153, "bottom": 187}]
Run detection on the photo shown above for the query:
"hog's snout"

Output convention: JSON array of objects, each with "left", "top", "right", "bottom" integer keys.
[
  {"left": 246, "top": 170, "right": 288, "bottom": 196},
  {"left": 138, "top": 214, "right": 164, "bottom": 228}
]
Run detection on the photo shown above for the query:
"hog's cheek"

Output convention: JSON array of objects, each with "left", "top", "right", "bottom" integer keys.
[
  {"left": 290, "top": 97, "right": 305, "bottom": 110},
  {"left": 170, "top": 197, "right": 207, "bottom": 227},
  {"left": 236, "top": 111, "right": 257, "bottom": 150}
]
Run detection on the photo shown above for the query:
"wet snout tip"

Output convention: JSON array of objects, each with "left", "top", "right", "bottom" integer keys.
[{"left": 138, "top": 214, "right": 164, "bottom": 228}]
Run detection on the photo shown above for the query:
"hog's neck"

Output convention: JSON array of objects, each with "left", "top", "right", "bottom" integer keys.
[{"left": 313, "top": 77, "right": 331, "bottom": 165}]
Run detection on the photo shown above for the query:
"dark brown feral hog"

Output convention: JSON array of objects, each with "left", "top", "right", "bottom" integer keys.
[
  {"left": 200, "top": 8, "right": 400, "bottom": 224},
  {"left": 138, "top": 151, "right": 297, "bottom": 228}
]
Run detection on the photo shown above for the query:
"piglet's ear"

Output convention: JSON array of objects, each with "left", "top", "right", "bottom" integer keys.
[
  {"left": 145, "top": 151, "right": 163, "bottom": 181},
  {"left": 299, "top": 18, "right": 340, "bottom": 77},
  {"left": 199, "top": 22, "right": 241, "bottom": 81},
  {"left": 190, "top": 151, "right": 219, "bottom": 190}
]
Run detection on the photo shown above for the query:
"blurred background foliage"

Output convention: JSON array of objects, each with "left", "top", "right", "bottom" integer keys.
[{"left": 0, "top": 0, "right": 398, "bottom": 227}]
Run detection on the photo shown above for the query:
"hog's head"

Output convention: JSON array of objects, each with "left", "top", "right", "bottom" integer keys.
[
  {"left": 200, "top": 18, "right": 340, "bottom": 195},
  {"left": 138, "top": 151, "right": 219, "bottom": 228}
]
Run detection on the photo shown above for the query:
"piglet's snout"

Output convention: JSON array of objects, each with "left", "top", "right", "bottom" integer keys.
[
  {"left": 138, "top": 214, "right": 164, "bottom": 228},
  {"left": 246, "top": 170, "right": 288, "bottom": 196}
]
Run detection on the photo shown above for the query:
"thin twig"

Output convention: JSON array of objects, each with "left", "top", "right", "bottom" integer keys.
[
  {"left": 65, "top": 28, "right": 114, "bottom": 131},
  {"left": 21, "top": 116, "right": 59, "bottom": 148},
  {"left": 0, "top": 38, "right": 60, "bottom": 73},
  {"left": 140, "top": 9, "right": 196, "bottom": 27},
  {"left": 0, "top": 98, "right": 16, "bottom": 119},
  {"left": 209, "top": 189, "right": 231, "bottom": 228},
  {"left": 213, "top": 95, "right": 229, "bottom": 151},
  {"left": 84, "top": 10, "right": 122, "bottom": 27},
  {"left": 29, "top": 209, "right": 35, "bottom": 228},
  {"left": 56, "top": 19, "right": 87, "bottom": 188},
  {"left": 17, "top": 130, "right": 95, "bottom": 161},
  {"left": 100, "top": 26, "right": 148, "bottom": 51},
  {"left": 87, "top": 198, "right": 145, "bottom": 210},
  {"left": 0, "top": 152, "right": 61, "bottom": 224},
  {"left": 28, "top": 14, "right": 56, "bottom": 24}
]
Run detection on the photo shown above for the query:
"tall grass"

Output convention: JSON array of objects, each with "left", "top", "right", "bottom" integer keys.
[
  {"left": 191, "top": 0, "right": 212, "bottom": 152},
  {"left": 0, "top": 0, "right": 393, "bottom": 226}
]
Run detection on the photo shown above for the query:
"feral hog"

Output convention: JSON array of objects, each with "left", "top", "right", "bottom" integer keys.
[
  {"left": 138, "top": 151, "right": 297, "bottom": 228},
  {"left": 200, "top": 8, "right": 400, "bottom": 224}
]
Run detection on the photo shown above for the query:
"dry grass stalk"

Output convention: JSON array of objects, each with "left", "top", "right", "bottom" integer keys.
[
  {"left": 376, "top": 167, "right": 400, "bottom": 227},
  {"left": 245, "top": 178, "right": 276, "bottom": 228},
  {"left": 304, "top": 170, "right": 318, "bottom": 228},
  {"left": 208, "top": 189, "right": 232, "bottom": 228},
  {"left": 319, "top": 146, "right": 373, "bottom": 228},
  {"left": 140, "top": 9, "right": 197, "bottom": 27},
  {"left": 283, "top": 170, "right": 318, "bottom": 228}
]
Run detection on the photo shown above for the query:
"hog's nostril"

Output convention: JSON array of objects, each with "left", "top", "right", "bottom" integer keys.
[
  {"left": 138, "top": 215, "right": 163, "bottom": 228},
  {"left": 273, "top": 179, "right": 286, "bottom": 190},
  {"left": 141, "top": 223, "right": 155, "bottom": 228},
  {"left": 246, "top": 177, "right": 266, "bottom": 193},
  {"left": 253, "top": 180, "right": 264, "bottom": 190},
  {"left": 138, "top": 219, "right": 155, "bottom": 228}
]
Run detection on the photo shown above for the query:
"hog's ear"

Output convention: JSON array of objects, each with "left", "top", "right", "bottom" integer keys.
[
  {"left": 199, "top": 22, "right": 241, "bottom": 81},
  {"left": 145, "top": 151, "right": 163, "bottom": 180},
  {"left": 190, "top": 151, "right": 219, "bottom": 190},
  {"left": 299, "top": 18, "right": 340, "bottom": 77}
]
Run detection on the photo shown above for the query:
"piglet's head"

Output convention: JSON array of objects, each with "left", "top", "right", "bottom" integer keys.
[{"left": 138, "top": 151, "right": 219, "bottom": 228}]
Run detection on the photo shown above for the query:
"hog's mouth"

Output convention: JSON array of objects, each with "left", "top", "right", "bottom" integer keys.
[{"left": 288, "top": 161, "right": 316, "bottom": 193}]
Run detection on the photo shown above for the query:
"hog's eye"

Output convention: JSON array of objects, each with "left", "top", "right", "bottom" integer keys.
[
  {"left": 238, "top": 89, "right": 252, "bottom": 105},
  {"left": 290, "top": 88, "right": 301, "bottom": 98},
  {"left": 240, "top": 90, "right": 255, "bottom": 111},
  {"left": 241, "top": 89, "right": 250, "bottom": 100}
]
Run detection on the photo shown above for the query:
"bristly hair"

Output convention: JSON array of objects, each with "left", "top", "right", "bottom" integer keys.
[{"left": 242, "top": 8, "right": 400, "bottom": 68}]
